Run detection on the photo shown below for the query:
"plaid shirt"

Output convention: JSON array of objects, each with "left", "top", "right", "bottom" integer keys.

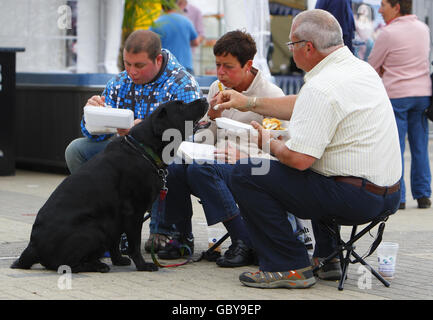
[{"left": 81, "top": 49, "right": 202, "bottom": 141}]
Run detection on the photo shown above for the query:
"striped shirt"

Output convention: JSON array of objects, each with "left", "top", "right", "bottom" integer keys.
[
  {"left": 81, "top": 49, "right": 202, "bottom": 141},
  {"left": 286, "top": 46, "right": 401, "bottom": 186}
]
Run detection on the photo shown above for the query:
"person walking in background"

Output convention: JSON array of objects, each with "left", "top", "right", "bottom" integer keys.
[
  {"left": 150, "top": 2, "right": 199, "bottom": 74},
  {"left": 315, "top": 0, "right": 356, "bottom": 53},
  {"left": 177, "top": 0, "right": 205, "bottom": 46},
  {"left": 177, "top": 0, "right": 205, "bottom": 73},
  {"left": 354, "top": 3, "right": 375, "bottom": 61},
  {"left": 368, "top": 0, "right": 432, "bottom": 209}
]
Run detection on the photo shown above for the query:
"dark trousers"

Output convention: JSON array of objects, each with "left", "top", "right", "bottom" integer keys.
[
  {"left": 164, "top": 162, "right": 240, "bottom": 234},
  {"left": 229, "top": 159, "right": 400, "bottom": 272}
]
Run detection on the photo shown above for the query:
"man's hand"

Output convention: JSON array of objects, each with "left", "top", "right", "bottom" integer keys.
[
  {"left": 117, "top": 119, "right": 142, "bottom": 136},
  {"left": 252, "top": 119, "right": 316, "bottom": 170},
  {"left": 250, "top": 120, "right": 279, "bottom": 151},
  {"left": 86, "top": 95, "right": 106, "bottom": 107}
]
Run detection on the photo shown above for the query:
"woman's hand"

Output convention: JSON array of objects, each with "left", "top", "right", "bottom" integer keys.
[
  {"left": 207, "top": 92, "right": 224, "bottom": 120},
  {"left": 214, "top": 142, "right": 248, "bottom": 164}
]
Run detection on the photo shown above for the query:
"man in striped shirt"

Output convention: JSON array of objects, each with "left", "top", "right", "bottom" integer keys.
[{"left": 216, "top": 9, "right": 401, "bottom": 289}]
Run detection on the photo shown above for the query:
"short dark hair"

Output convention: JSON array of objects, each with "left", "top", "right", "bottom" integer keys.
[
  {"left": 124, "top": 29, "right": 161, "bottom": 60},
  {"left": 387, "top": 0, "right": 412, "bottom": 15},
  {"left": 213, "top": 30, "right": 257, "bottom": 67}
]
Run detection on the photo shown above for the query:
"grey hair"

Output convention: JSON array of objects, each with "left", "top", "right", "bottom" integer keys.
[{"left": 291, "top": 9, "right": 343, "bottom": 54}]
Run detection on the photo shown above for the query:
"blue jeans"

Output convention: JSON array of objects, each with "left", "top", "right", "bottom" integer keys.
[
  {"left": 149, "top": 198, "right": 176, "bottom": 235},
  {"left": 65, "top": 137, "right": 112, "bottom": 174},
  {"left": 391, "top": 96, "right": 431, "bottom": 203},
  {"left": 65, "top": 137, "right": 174, "bottom": 235},
  {"left": 229, "top": 159, "right": 401, "bottom": 272}
]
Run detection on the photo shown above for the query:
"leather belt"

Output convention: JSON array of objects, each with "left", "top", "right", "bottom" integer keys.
[{"left": 334, "top": 176, "right": 400, "bottom": 196}]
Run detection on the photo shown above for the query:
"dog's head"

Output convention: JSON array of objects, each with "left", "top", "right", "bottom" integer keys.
[
  {"left": 150, "top": 98, "right": 208, "bottom": 137},
  {"left": 129, "top": 98, "right": 208, "bottom": 157}
]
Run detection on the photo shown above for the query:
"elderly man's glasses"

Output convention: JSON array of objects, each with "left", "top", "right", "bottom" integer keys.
[{"left": 286, "top": 40, "right": 307, "bottom": 51}]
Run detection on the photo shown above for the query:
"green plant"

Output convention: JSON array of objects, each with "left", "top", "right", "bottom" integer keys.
[{"left": 118, "top": 0, "right": 177, "bottom": 70}]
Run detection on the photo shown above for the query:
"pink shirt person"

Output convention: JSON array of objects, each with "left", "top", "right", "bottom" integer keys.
[{"left": 368, "top": 14, "right": 431, "bottom": 99}]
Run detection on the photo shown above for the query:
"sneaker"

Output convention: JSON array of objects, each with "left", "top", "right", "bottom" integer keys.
[
  {"left": 157, "top": 235, "right": 194, "bottom": 259},
  {"left": 417, "top": 197, "right": 431, "bottom": 209},
  {"left": 239, "top": 266, "right": 316, "bottom": 289},
  {"left": 312, "top": 257, "right": 342, "bottom": 281},
  {"left": 216, "top": 239, "right": 255, "bottom": 267},
  {"left": 399, "top": 202, "right": 406, "bottom": 210},
  {"left": 144, "top": 234, "right": 171, "bottom": 253}
]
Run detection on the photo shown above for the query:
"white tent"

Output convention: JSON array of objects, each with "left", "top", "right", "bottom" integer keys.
[
  {"left": 1, "top": 0, "right": 432, "bottom": 74},
  {"left": 0, "top": 0, "right": 274, "bottom": 76},
  {"left": 221, "top": 0, "right": 272, "bottom": 80},
  {"left": 79, "top": 0, "right": 273, "bottom": 77},
  {"left": 76, "top": 0, "right": 124, "bottom": 73}
]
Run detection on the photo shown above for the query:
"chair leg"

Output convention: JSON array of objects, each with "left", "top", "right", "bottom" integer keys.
[
  {"left": 314, "top": 218, "right": 391, "bottom": 290},
  {"left": 143, "top": 213, "right": 151, "bottom": 223},
  {"left": 312, "top": 249, "right": 341, "bottom": 274},
  {"left": 351, "top": 250, "right": 390, "bottom": 287},
  {"left": 337, "top": 226, "right": 358, "bottom": 290},
  {"left": 338, "top": 247, "right": 352, "bottom": 291},
  {"left": 206, "top": 232, "right": 230, "bottom": 254},
  {"left": 194, "top": 232, "right": 230, "bottom": 262}
]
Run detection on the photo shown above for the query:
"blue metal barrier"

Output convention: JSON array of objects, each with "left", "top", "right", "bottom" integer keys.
[{"left": 273, "top": 75, "right": 304, "bottom": 95}]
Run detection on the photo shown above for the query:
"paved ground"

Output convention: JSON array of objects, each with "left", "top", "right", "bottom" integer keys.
[{"left": 0, "top": 142, "right": 432, "bottom": 304}]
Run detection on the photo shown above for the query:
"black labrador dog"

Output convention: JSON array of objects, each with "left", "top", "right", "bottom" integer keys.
[{"left": 11, "top": 98, "right": 208, "bottom": 273}]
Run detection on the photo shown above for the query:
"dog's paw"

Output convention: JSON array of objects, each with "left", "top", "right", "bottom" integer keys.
[
  {"left": 10, "top": 259, "right": 22, "bottom": 269},
  {"left": 96, "top": 262, "right": 111, "bottom": 273},
  {"left": 136, "top": 262, "right": 159, "bottom": 272},
  {"left": 112, "top": 256, "right": 131, "bottom": 266}
]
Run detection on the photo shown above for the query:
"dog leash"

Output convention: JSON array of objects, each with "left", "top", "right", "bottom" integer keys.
[
  {"left": 124, "top": 135, "right": 169, "bottom": 201},
  {"left": 150, "top": 238, "right": 194, "bottom": 268},
  {"left": 124, "top": 135, "right": 164, "bottom": 170}
]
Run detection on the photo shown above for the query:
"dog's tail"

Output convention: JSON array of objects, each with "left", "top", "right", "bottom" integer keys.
[{"left": 10, "top": 243, "right": 38, "bottom": 269}]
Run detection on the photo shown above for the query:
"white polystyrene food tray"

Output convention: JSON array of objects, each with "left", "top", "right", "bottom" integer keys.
[
  {"left": 215, "top": 117, "right": 289, "bottom": 138},
  {"left": 177, "top": 141, "right": 216, "bottom": 162},
  {"left": 84, "top": 105, "right": 134, "bottom": 129},
  {"left": 84, "top": 125, "right": 118, "bottom": 135},
  {"left": 215, "top": 117, "right": 254, "bottom": 131}
]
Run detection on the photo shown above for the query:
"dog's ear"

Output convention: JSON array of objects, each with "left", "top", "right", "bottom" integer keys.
[{"left": 151, "top": 106, "right": 169, "bottom": 136}]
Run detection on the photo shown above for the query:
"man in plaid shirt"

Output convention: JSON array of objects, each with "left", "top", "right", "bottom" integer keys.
[{"left": 65, "top": 29, "right": 202, "bottom": 251}]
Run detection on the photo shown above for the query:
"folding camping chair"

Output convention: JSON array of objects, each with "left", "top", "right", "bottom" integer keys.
[{"left": 312, "top": 210, "right": 394, "bottom": 291}]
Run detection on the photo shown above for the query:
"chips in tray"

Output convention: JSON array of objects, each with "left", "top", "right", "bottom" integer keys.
[{"left": 263, "top": 118, "right": 285, "bottom": 130}]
